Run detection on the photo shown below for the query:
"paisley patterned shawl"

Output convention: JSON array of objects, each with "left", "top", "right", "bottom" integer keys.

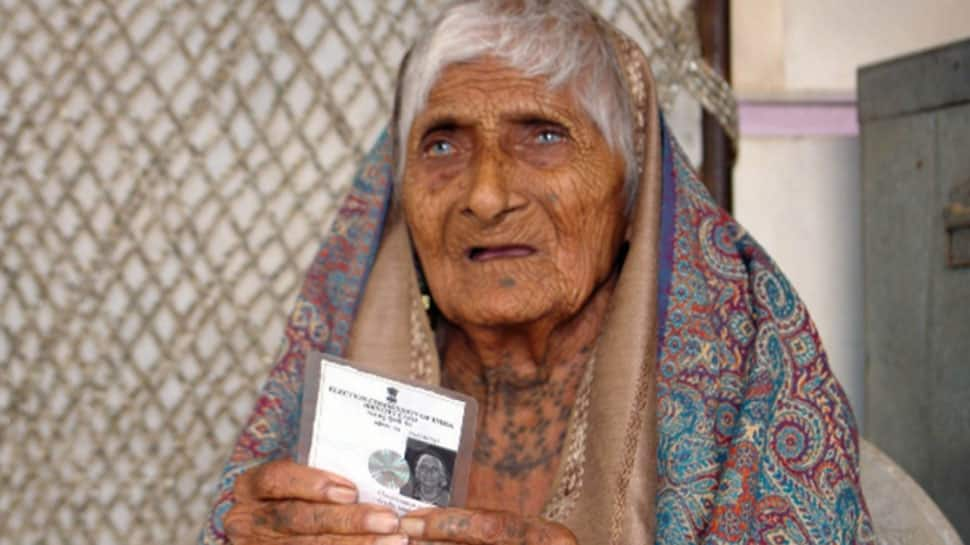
[
  {"left": 199, "top": 120, "right": 873, "bottom": 544},
  {"left": 654, "top": 132, "right": 873, "bottom": 544}
]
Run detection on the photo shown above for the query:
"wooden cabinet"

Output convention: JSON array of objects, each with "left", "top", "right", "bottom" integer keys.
[{"left": 859, "top": 38, "right": 970, "bottom": 541}]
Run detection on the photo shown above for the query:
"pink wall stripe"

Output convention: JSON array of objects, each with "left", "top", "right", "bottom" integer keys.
[{"left": 739, "top": 100, "right": 859, "bottom": 137}]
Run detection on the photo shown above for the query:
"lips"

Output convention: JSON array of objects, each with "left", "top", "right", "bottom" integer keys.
[{"left": 467, "top": 244, "right": 536, "bottom": 261}]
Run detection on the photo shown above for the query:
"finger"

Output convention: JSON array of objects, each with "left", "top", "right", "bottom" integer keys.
[
  {"left": 257, "top": 501, "right": 402, "bottom": 535},
  {"left": 400, "top": 509, "right": 573, "bottom": 545},
  {"left": 406, "top": 507, "right": 438, "bottom": 517},
  {"left": 235, "top": 459, "right": 358, "bottom": 503},
  {"left": 400, "top": 509, "right": 516, "bottom": 545},
  {"left": 272, "top": 533, "right": 411, "bottom": 545},
  {"left": 226, "top": 502, "right": 409, "bottom": 545}
]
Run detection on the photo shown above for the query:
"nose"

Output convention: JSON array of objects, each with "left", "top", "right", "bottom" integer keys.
[{"left": 463, "top": 151, "right": 525, "bottom": 224}]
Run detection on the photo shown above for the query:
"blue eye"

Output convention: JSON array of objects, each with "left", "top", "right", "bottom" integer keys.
[
  {"left": 427, "top": 140, "right": 455, "bottom": 156},
  {"left": 536, "top": 130, "right": 564, "bottom": 144}
]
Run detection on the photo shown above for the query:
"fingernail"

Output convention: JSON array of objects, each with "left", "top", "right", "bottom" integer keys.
[
  {"left": 365, "top": 512, "right": 400, "bottom": 533},
  {"left": 375, "top": 536, "right": 408, "bottom": 545},
  {"left": 399, "top": 517, "right": 425, "bottom": 536},
  {"left": 326, "top": 485, "right": 357, "bottom": 503}
]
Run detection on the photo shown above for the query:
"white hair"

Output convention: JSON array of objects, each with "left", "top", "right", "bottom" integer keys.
[{"left": 392, "top": 0, "right": 639, "bottom": 211}]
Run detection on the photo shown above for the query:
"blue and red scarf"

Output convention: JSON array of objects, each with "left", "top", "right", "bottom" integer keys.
[{"left": 200, "top": 124, "right": 873, "bottom": 545}]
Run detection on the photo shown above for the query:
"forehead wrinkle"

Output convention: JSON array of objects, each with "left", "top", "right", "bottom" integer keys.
[
  {"left": 427, "top": 59, "right": 563, "bottom": 108},
  {"left": 428, "top": 65, "right": 541, "bottom": 105},
  {"left": 418, "top": 85, "right": 588, "bottom": 137},
  {"left": 410, "top": 58, "right": 607, "bottom": 153},
  {"left": 430, "top": 72, "right": 540, "bottom": 98},
  {"left": 412, "top": 99, "right": 500, "bottom": 135}
]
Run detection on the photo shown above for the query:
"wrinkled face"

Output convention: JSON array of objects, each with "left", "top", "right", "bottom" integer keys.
[
  {"left": 415, "top": 454, "right": 447, "bottom": 489},
  {"left": 402, "top": 57, "right": 629, "bottom": 330}
]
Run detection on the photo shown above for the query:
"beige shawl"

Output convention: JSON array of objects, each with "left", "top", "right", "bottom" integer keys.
[{"left": 347, "top": 25, "right": 663, "bottom": 545}]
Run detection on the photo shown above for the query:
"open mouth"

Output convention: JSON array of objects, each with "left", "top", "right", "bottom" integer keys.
[{"left": 467, "top": 245, "right": 536, "bottom": 262}]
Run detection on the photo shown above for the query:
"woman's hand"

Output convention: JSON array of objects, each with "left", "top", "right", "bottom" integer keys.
[
  {"left": 399, "top": 508, "right": 577, "bottom": 545},
  {"left": 224, "top": 459, "right": 407, "bottom": 545}
]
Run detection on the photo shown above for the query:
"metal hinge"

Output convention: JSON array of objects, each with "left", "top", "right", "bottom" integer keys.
[{"left": 945, "top": 179, "right": 970, "bottom": 268}]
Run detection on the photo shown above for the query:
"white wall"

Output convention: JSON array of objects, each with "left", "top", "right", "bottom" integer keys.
[{"left": 734, "top": 0, "right": 970, "bottom": 97}]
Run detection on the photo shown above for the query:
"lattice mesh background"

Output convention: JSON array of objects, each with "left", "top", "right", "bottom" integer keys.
[{"left": 0, "top": 1, "right": 728, "bottom": 543}]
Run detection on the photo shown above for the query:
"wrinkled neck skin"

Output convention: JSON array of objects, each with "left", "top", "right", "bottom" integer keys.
[
  {"left": 440, "top": 271, "right": 616, "bottom": 394},
  {"left": 438, "top": 270, "right": 618, "bottom": 513}
]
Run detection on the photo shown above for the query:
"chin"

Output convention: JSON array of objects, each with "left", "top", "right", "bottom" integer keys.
[{"left": 443, "top": 291, "right": 554, "bottom": 328}]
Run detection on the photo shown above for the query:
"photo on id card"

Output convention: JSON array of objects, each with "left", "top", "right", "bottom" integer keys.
[{"left": 295, "top": 352, "right": 478, "bottom": 515}]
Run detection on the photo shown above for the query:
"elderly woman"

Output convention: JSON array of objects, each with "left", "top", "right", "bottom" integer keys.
[
  {"left": 402, "top": 453, "right": 452, "bottom": 507},
  {"left": 202, "top": 1, "right": 872, "bottom": 545}
]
